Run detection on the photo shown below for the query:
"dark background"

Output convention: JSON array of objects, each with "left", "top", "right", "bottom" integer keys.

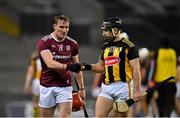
[{"left": 0, "top": 0, "right": 180, "bottom": 116}]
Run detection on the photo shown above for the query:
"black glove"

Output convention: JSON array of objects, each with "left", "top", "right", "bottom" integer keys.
[
  {"left": 83, "top": 63, "right": 92, "bottom": 70},
  {"left": 67, "top": 63, "right": 81, "bottom": 73}
]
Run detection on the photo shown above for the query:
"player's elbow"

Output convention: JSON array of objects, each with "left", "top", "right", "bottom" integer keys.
[
  {"left": 92, "top": 66, "right": 104, "bottom": 73},
  {"left": 46, "top": 61, "right": 55, "bottom": 69}
]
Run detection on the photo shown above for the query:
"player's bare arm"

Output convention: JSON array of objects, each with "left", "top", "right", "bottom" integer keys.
[
  {"left": 40, "top": 50, "right": 81, "bottom": 72},
  {"left": 24, "top": 64, "right": 34, "bottom": 95},
  {"left": 129, "top": 58, "right": 142, "bottom": 101},
  {"left": 40, "top": 50, "right": 67, "bottom": 70},
  {"left": 91, "top": 60, "right": 104, "bottom": 73}
]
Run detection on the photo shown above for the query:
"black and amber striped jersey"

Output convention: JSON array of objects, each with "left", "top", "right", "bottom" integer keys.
[{"left": 100, "top": 38, "right": 139, "bottom": 84}]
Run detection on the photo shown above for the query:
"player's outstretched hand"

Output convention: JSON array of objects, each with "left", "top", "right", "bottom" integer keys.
[
  {"left": 67, "top": 63, "right": 81, "bottom": 73},
  {"left": 82, "top": 63, "right": 92, "bottom": 70}
]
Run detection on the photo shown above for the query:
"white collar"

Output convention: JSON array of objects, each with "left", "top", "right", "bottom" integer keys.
[{"left": 51, "top": 33, "right": 65, "bottom": 42}]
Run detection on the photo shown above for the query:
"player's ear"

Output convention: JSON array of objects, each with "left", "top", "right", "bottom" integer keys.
[
  {"left": 112, "top": 28, "right": 120, "bottom": 37},
  {"left": 53, "top": 23, "right": 56, "bottom": 30}
]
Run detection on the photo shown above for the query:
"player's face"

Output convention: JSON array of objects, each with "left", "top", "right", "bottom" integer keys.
[
  {"left": 53, "top": 20, "right": 69, "bottom": 40},
  {"left": 102, "top": 29, "right": 113, "bottom": 41}
]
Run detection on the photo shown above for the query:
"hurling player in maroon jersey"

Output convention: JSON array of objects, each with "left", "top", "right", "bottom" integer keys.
[{"left": 37, "top": 15, "right": 85, "bottom": 117}]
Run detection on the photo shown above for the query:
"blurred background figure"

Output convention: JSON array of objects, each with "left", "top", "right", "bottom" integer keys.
[
  {"left": 171, "top": 56, "right": 180, "bottom": 117},
  {"left": 133, "top": 47, "right": 150, "bottom": 117},
  {"left": 145, "top": 50, "right": 159, "bottom": 117},
  {"left": 152, "top": 37, "right": 177, "bottom": 117},
  {"left": 24, "top": 50, "right": 41, "bottom": 117},
  {"left": 134, "top": 48, "right": 159, "bottom": 117},
  {"left": 139, "top": 48, "right": 150, "bottom": 88}
]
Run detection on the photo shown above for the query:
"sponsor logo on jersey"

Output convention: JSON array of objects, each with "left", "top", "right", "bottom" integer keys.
[
  {"left": 105, "top": 56, "right": 120, "bottom": 66},
  {"left": 53, "top": 55, "right": 71, "bottom": 60}
]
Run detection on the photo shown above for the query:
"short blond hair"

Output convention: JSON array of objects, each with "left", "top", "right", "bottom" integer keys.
[{"left": 54, "top": 15, "right": 70, "bottom": 24}]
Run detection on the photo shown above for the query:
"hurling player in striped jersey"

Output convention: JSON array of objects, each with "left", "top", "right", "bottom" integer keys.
[{"left": 82, "top": 17, "right": 143, "bottom": 117}]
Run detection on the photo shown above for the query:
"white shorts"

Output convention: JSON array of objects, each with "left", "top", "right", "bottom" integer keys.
[
  {"left": 99, "top": 81, "right": 133, "bottom": 102},
  {"left": 32, "top": 79, "right": 40, "bottom": 96},
  {"left": 39, "top": 85, "right": 73, "bottom": 108}
]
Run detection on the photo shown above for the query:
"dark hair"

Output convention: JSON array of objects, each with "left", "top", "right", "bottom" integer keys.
[{"left": 54, "top": 15, "right": 70, "bottom": 24}]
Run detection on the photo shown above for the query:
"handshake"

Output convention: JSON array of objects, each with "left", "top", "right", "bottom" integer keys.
[{"left": 66, "top": 63, "right": 92, "bottom": 73}]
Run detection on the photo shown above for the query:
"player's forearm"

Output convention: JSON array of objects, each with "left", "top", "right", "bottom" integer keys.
[
  {"left": 24, "top": 74, "right": 33, "bottom": 94},
  {"left": 133, "top": 69, "right": 141, "bottom": 92},
  {"left": 40, "top": 50, "right": 67, "bottom": 70},
  {"left": 91, "top": 64, "right": 104, "bottom": 73},
  {"left": 46, "top": 60, "right": 67, "bottom": 70},
  {"left": 25, "top": 76, "right": 32, "bottom": 86},
  {"left": 25, "top": 66, "right": 34, "bottom": 86}
]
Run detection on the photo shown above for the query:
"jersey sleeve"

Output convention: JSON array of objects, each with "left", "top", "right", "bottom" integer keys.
[
  {"left": 71, "top": 42, "right": 79, "bottom": 56},
  {"left": 127, "top": 46, "right": 139, "bottom": 60},
  {"left": 38, "top": 39, "right": 50, "bottom": 53}
]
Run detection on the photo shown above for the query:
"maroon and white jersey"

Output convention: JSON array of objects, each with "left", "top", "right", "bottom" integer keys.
[{"left": 38, "top": 34, "right": 78, "bottom": 87}]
